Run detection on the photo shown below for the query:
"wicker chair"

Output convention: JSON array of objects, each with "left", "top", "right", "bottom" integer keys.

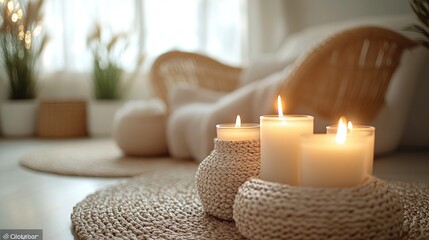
[
  {"left": 279, "top": 26, "right": 418, "bottom": 124},
  {"left": 150, "top": 50, "right": 242, "bottom": 106}
]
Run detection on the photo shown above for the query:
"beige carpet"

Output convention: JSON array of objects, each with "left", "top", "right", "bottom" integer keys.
[
  {"left": 20, "top": 140, "right": 197, "bottom": 177},
  {"left": 71, "top": 167, "right": 429, "bottom": 240}
]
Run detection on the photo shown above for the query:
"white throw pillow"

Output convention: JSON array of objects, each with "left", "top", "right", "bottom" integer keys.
[
  {"left": 371, "top": 46, "right": 429, "bottom": 154},
  {"left": 400, "top": 57, "right": 429, "bottom": 147},
  {"left": 239, "top": 55, "right": 296, "bottom": 86}
]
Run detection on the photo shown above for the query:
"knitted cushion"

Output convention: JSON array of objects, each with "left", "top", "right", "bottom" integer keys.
[{"left": 233, "top": 176, "right": 403, "bottom": 240}]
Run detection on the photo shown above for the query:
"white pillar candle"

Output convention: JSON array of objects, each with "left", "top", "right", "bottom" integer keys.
[
  {"left": 301, "top": 119, "right": 367, "bottom": 188},
  {"left": 327, "top": 124, "right": 375, "bottom": 174},
  {"left": 260, "top": 96, "right": 314, "bottom": 185},
  {"left": 216, "top": 115, "right": 260, "bottom": 141}
]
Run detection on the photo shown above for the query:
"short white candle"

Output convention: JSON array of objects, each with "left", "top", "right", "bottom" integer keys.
[
  {"left": 301, "top": 119, "right": 367, "bottom": 188},
  {"left": 216, "top": 115, "right": 260, "bottom": 141},
  {"left": 327, "top": 124, "right": 375, "bottom": 174},
  {"left": 260, "top": 96, "right": 314, "bottom": 185}
]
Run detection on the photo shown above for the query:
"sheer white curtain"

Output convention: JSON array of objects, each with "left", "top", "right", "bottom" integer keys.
[
  {"left": 41, "top": 0, "right": 246, "bottom": 74},
  {"left": 245, "top": 0, "right": 287, "bottom": 62}
]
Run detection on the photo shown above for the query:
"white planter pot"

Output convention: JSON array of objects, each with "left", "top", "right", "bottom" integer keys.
[
  {"left": 1, "top": 100, "right": 37, "bottom": 137},
  {"left": 88, "top": 100, "right": 124, "bottom": 137}
]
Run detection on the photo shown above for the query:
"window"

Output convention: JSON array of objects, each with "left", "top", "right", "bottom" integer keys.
[{"left": 41, "top": 0, "right": 246, "bottom": 73}]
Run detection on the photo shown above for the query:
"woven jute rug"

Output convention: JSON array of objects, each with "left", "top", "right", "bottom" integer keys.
[
  {"left": 71, "top": 167, "right": 429, "bottom": 240},
  {"left": 20, "top": 140, "right": 196, "bottom": 177}
]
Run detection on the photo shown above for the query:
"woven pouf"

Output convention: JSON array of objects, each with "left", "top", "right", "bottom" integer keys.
[
  {"left": 233, "top": 176, "right": 404, "bottom": 240},
  {"left": 390, "top": 180, "right": 429, "bottom": 240},
  {"left": 113, "top": 99, "right": 168, "bottom": 156},
  {"left": 196, "top": 139, "right": 260, "bottom": 221}
]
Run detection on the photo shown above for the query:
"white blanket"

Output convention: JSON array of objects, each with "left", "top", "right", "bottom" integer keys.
[{"left": 167, "top": 70, "right": 288, "bottom": 161}]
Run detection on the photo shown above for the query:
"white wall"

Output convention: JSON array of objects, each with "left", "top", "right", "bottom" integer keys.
[
  {"left": 283, "top": 0, "right": 412, "bottom": 34},
  {"left": 247, "top": 0, "right": 414, "bottom": 60}
]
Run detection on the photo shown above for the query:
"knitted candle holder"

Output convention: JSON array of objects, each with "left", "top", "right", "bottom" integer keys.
[
  {"left": 233, "top": 176, "right": 404, "bottom": 240},
  {"left": 196, "top": 139, "right": 260, "bottom": 221}
]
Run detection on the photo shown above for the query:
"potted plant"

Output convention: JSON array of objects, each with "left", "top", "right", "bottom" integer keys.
[
  {"left": 0, "top": 0, "right": 48, "bottom": 137},
  {"left": 86, "top": 23, "right": 144, "bottom": 137},
  {"left": 408, "top": 0, "right": 429, "bottom": 49}
]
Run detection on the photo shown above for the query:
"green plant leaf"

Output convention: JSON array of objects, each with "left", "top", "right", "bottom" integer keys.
[
  {"left": 0, "top": 0, "right": 47, "bottom": 99},
  {"left": 410, "top": 0, "right": 429, "bottom": 29},
  {"left": 405, "top": 24, "right": 429, "bottom": 39},
  {"left": 88, "top": 22, "right": 144, "bottom": 100}
]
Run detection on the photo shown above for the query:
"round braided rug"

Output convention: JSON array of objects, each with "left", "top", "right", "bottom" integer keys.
[
  {"left": 71, "top": 166, "right": 245, "bottom": 239},
  {"left": 71, "top": 167, "right": 429, "bottom": 240},
  {"left": 20, "top": 140, "right": 196, "bottom": 177}
]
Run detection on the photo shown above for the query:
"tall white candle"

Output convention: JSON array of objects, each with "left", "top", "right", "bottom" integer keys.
[
  {"left": 301, "top": 119, "right": 367, "bottom": 188},
  {"left": 327, "top": 124, "right": 375, "bottom": 174},
  {"left": 216, "top": 115, "right": 260, "bottom": 141},
  {"left": 260, "top": 96, "right": 314, "bottom": 185}
]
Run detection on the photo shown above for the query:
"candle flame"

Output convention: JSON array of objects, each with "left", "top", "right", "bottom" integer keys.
[
  {"left": 336, "top": 117, "right": 347, "bottom": 144},
  {"left": 235, "top": 115, "right": 241, "bottom": 128},
  {"left": 348, "top": 121, "right": 353, "bottom": 130},
  {"left": 277, "top": 95, "right": 284, "bottom": 118}
]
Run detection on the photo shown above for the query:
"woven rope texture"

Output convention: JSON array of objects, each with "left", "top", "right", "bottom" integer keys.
[
  {"left": 279, "top": 26, "right": 417, "bottom": 123},
  {"left": 196, "top": 139, "right": 260, "bottom": 221},
  {"left": 71, "top": 168, "right": 428, "bottom": 239},
  {"left": 233, "top": 176, "right": 404, "bottom": 240},
  {"left": 390, "top": 180, "right": 429, "bottom": 240},
  {"left": 71, "top": 167, "right": 245, "bottom": 240},
  {"left": 150, "top": 50, "right": 241, "bottom": 106}
]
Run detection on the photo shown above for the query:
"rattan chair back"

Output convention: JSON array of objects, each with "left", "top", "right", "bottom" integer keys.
[
  {"left": 279, "top": 26, "right": 418, "bottom": 123},
  {"left": 150, "top": 50, "right": 241, "bottom": 105}
]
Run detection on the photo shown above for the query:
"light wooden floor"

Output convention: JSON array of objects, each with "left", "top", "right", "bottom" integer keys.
[
  {"left": 0, "top": 139, "right": 428, "bottom": 240},
  {"left": 0, "top": 139, "right": 124, "bottom": 240}
]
